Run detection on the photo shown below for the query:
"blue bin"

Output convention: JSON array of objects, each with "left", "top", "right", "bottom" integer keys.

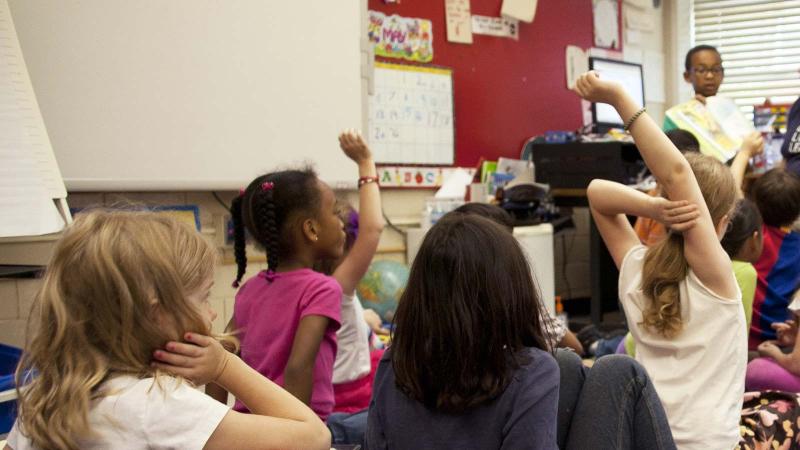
[{"left": 0, "top": 344, "right": 22, "bottom": 434}]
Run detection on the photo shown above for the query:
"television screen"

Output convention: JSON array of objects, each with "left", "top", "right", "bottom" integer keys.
[{"left": 588, "top": 57, "right": 645, "bottom": 129}]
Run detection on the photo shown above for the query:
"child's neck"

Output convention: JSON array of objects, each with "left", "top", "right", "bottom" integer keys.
[{"left": 275, "top": 250, "right": 316, "bottom": 273}]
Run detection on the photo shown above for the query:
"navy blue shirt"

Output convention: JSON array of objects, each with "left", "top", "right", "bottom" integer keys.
[
  {"left": 781, "top": 98, "right": 800, "bottom": 175},
  {"left": 364, "top": 347, "right": 559, "bottom": 450}
]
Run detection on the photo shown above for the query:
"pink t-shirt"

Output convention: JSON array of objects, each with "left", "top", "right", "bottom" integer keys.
[{"left": 233, "top": 269, "right": 342, "bottom": 420}]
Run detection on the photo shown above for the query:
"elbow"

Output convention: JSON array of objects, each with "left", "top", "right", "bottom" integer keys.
[
  {"left": 661, "top": 160, "right": 692, "bottom": 190},
  {"left": 309, "top": 423, "right": 331, "bottom": 450},
  {"left": 586, "top": 179, "right": 601, "bottom": 201}
]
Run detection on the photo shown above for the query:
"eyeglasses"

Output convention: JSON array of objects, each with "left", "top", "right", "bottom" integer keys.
[{"left": 692, "top": 66, "right": 724, "bottom": 76}]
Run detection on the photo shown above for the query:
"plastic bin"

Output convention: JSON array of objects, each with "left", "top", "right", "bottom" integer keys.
[{"left": 0, "top": 344, "right": 22, "bottom": 434}]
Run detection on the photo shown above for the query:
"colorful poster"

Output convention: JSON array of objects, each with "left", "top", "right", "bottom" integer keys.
[
  {"left": 445, "top": 0, "right": 473, "bottom": 44},
  {"left": 368, "top": 11, "right": 434, "bottom": 63}
]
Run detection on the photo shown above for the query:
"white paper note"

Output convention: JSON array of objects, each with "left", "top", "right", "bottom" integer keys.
[
  {"left": 471, "top": 15, "right": 519, "bottom": 40},
  {"left": 501, "top": 0, "right": 538, "bottom": 23},
  {"left": 445, "top": 0, "right": 473, "bottom": 44}
]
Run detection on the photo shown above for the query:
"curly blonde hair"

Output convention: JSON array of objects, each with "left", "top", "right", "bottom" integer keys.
[{"left": 15, "top": 209, "right": 218, "bottom": 450}]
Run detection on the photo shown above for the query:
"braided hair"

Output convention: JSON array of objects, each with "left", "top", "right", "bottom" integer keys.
[{"left": 231, "top": 168, "right": 322, "bottom": 287}]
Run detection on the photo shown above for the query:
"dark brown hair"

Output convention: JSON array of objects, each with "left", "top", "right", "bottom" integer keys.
[
  {"left": 748, "top": 168, "right": 800, "bottom": 227},
  {"left": 665, "top": 129, "right": 700, "bottom": 153},
  {"left": 454, "top": 203, "right": 514, "bottom": 232},
  {"left": 721, "top": 199, "right": 763, "bottom": 259},
  {"left": 391, "top": 213, "right": 548, "bottom": 413},
  {"left": 230, "top": 168, "right": 321, "bottom": 285}
]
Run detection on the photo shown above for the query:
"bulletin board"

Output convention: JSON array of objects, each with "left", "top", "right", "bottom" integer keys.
[
  {"left": 367, "top": 0, "right": 595, "bottom": 167},
  {"left": 368, "top": 62, "right": 455, "bottom": 165}
]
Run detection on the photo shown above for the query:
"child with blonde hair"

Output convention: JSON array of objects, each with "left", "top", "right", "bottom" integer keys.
[
  {"left": 576, "top": 71, "right": 744, "bottom": 449},
  {"left": 7, "top": 210, "right": 330, "bottom": 450}
]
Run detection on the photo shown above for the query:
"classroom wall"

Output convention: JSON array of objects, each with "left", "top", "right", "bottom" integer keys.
[
  {"left": 0, "top": 1, "right": 673, "bottom": 346},
  {"left": 368, "top": 0, "right": 594, "bottom": 166}
]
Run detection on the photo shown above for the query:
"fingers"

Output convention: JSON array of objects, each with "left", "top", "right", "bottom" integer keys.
[
  {"left": 165, "top": 341, "right": 205, "bottom": 357},
  {"left": 669, "top": 220, "right": 697, "bottom": 232},
  {"left": 184, "top": 332, "right": 214, "bottom": 348},
  {"left": 153, "top": 349, "right": 194, "bottom": 368},
  {"left": 772, "top": 322, "right": 790, "bottom": 331}
]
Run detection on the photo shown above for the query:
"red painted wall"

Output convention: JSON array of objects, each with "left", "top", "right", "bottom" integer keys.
[{"left": 368, "top": 0, "right": 595, "bottom": 167}]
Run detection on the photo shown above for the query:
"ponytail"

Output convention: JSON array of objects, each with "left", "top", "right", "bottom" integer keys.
[
  {"left": 641, "top": 233, "right": 688, "bottom": 338},
  {"left": 231, "top": 195, "right": 247, "bottom": 288}
]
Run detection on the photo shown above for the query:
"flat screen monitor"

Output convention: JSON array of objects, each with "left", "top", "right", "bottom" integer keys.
[{"left": 588, "top": 57, "right": 645, "bottom": 131}]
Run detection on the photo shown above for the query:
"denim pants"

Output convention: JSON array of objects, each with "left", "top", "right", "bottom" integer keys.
[
  {"left": 328, "top": 408, "right": 369, "bottom": 446},
  {"left": 555, "top": 350, "right": 676, "bottom": 450}
]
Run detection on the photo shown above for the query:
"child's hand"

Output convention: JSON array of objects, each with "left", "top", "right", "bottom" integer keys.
[
  {"left": 363, "top": 308, "right": 390, "bottom": 335},
  {"left": 650, "top": 198, "right": 700, "bottom": 232},
  {"left": 757, "top": 340, "right": 784, "bottom": 360},
  {"left": 772, "top": 319, "right": 798, "bottom": 347},
  {"left": 741, "top": 131, "right": 764, "bottom": 158},
  {"left": 152, "top": 332, "right": 232, "bottom": 386},
  {"left": 572, "top": 71, "right": 624, "bottom": 106},
  {"left": 339, "top": 129, "right": 372, "bottom": 164}
]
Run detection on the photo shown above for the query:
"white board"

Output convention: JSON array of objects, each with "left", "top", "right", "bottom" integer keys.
[
  {"left": 7, "top": 0, "right": 363, "bottom": 191},
  {"left": 368, "top": 63, "right": 454, "bottom": 166}
]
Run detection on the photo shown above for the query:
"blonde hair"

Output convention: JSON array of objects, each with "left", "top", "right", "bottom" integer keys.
[
  {"left": 15, "top": 209, "right": 218, "bottom": 450},
  {"left": 641, "top": 153, "right": 736, "bottom": 338}
]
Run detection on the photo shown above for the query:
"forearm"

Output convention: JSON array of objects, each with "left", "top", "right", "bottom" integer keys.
[
  {"left": 587, "top": 179, "right": 656, "bottom": 218},
  {"left": 216, "top": 356, "right": 319, "bottom": 423},
  {"left": 283, "top": 363, "right": 314, "bottom": 406},
  {"left": 205, "top": 382, "right": 229, "bottom": 404},
  {"left": 357, "top": 158, "right": 383, "bottom": 234},
  {"left": 730, "top": 150, "right": 750, "bottom": 198},
  {"left": 612, "top": 94, "right": 692, "bottom": 188}
]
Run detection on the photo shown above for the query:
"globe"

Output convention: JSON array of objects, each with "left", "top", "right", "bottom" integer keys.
[{"left": 356, "top": 260, "right": 410, "bottom": 322}]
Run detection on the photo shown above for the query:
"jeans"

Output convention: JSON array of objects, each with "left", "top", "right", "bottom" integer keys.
[
  {"left": 555, "top": 350, "right": 676, "bottom": 450},
  {"left": 328, "top": 409, "right": 369, "bottom": 446}
]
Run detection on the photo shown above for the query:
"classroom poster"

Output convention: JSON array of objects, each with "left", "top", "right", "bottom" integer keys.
[
  {"left": 445, "top": 0, "right": 473, "bottom": 44},
  {"left": 368, "top": 11, "right": 434, "bottom": 63},
  {"left": 377, "top": 166, "right": 476, "bottom": 189}
]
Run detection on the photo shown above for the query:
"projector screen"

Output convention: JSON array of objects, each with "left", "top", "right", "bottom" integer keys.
[{"left": 589, "top": 58, "right": 645, "bottom": 128}]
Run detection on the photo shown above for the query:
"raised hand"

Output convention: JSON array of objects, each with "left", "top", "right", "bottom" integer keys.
[
  {"left": 339, "top": 129, "right": 372, "bottom": 165},
  {"left": 741, "top": 131, "right": 764, "bottom": 158},
  {"left": 152, "top": 332, "right": 233, "bottom": 386},
  {"left": 572, "top": 71, "right": 624, "bottom": 106}
]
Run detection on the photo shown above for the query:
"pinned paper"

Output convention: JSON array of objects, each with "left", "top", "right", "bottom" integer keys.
[
  {"left": 593, "top": 0, "right": 620, "bottom": 50},
  {"left": 471, "top": 15, "right": 519, "bottom": 40},
  {"left": 435, "top": 168, "right": 474, "bottom": 199},
  {"left": 377, "top": 166, "right": 476, "bottom": 189},
  {"left": 565, "top": 45, "right": 588, "bottom": 89},
  {"left": 368, "top": 11, "right": 434, "bottom": 63},
  {"left": 445, "top": 0, "right": 473, "bottom": 44},
  {"left": 501, "top": 0, "right": 538, "bottom": 23}
]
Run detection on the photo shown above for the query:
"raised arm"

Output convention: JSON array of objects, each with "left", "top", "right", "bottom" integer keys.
[
  {"left": 575, "top": 71, "right": 738, "bottom": 299},
  {"left": 333, "top": 130, "right": 384, "bottom": 295}
]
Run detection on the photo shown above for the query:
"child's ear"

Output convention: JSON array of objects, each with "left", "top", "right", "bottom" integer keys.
[{"left": 302, "top": 218, "right": 319, "bottom": 243}]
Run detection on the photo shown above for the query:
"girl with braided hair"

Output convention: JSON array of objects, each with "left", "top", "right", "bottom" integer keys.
[{"left": 206, "top": 138, "right": 357, "bottom": 426}]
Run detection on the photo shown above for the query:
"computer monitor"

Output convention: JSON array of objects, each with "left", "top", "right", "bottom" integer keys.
[{"left": 588, "top": 57, "right": 645, "bottom": 132}]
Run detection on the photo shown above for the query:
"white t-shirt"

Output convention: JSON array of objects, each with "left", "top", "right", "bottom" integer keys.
[
  {"left": 8, "top": 375, "right": 229, "bottom": 450},
  {"left": 332, "top": 293, "right": 372, "bottom": 384},
  {"left": 618, "top": 245, "right": 746, "bottom": 450}
]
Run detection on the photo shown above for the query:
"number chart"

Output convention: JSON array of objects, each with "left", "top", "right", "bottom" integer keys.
[{"left": 368, "top": 62, "right": 454, "bottom": 165}]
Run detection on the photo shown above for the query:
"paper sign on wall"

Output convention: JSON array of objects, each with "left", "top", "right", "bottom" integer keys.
[
  {"left": 445, "top": 0, "right": 473, "bottom": 44},
  {"left": 501, "top": 0, "right": 538, "bottom": 23},
  {"left": 593, "top": 0, "right": 620, "bottom": 50},
  {"left": 368, "top": 11, "right": 434, "bottom": 63},
  {"left": 377, "top": 166, "right": 476, "bottom": 189},
  {"left": 471, "top": 15, "right": 519, "bottom": 40},
  {"left": 565, "top": 45, "right": 588, "bottom": 89}
]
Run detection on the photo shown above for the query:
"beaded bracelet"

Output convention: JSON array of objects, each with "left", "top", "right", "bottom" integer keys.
[
  {"left": 624, "top": 107, "right": 647, "bottom": 132},
  {"left": 358, "top": 176, "right": 379, "bottom": 188}
]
